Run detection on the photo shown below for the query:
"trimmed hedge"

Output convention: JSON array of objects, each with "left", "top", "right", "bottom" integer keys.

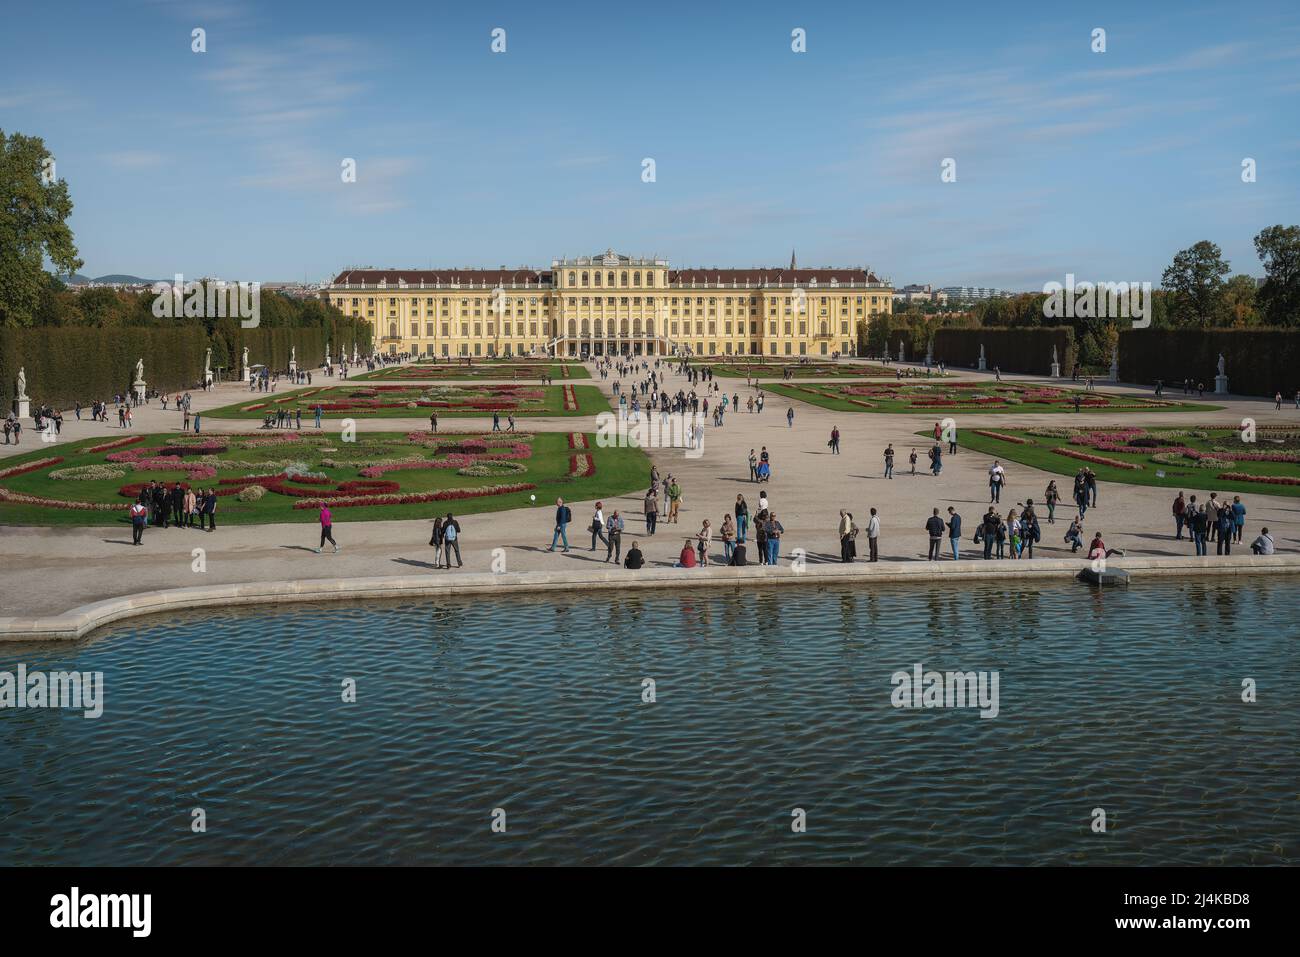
[
  {"left": 1118, "top": 328, "right": 1300, "bottom": 397},
  {"left": 933, "top": 327, "right": 1076, "bottom": 376},
  {"left": 1, "top": 316, "right": 372, "bottom": 411}
]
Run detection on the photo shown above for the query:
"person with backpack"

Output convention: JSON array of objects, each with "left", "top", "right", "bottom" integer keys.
[
  {"left": 442, "top": 513, "right": 463, "bottom": 568},
  {"left": 130, "top": 499, "right": 148, "bottom": 545}
]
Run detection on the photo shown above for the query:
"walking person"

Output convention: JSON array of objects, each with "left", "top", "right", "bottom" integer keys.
[
  {"left": 829, "top": 426, "right": 840, "bottom": 455},
  {"left": 883, "top": 443, "right": 895, "bottom": 479},
  {"left": 590, "top": 501, "right": 609, "bottom": 551},
  {"left": 909, "top": 448, "right": 918, "bottom": 475},
  {"left": 1231, "top": 495, "right": 1246, "bottom": 544},
  {"left": 1044, "top": 480, "right": 1059, "bottom": 524},
  {"left": 1172, "top": 491, "right": 1187, "bottom": 540},
  {"left": 315, "top": 503, "right": 339, "bottom": 554},
  {"left": 786, "top": 406, "right": 794, "bottom": 428},
  {"left": 988, "top": 461, "right": 1006, "bottom": 503},
  {"left": 548, "top": 497, "right": 572, "bottom": 552},
  {"left": 644, "top": 487, "right": 659, "bottom": 535},
  {"left": 929, "top": 442, "right": 943, "bottom": 476}
]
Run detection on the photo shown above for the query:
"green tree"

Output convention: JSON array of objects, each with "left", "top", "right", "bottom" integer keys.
[
  {"left": 0, "top": 130, "right": 82, "bottom": 326},
  {"left": 1253, "top": 225, "right": 1300, "bottom": 326},
  {"left": 1222, "top": 274, "right": 1260, "bottom": 326},
  {"left": 1161, "top": 240, "right": 1230, "bottom": 327}
]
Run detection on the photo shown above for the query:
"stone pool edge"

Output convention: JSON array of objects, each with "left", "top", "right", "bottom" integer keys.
[{"left": 3, "top": 554, "right": 1299, "bottom": 641}]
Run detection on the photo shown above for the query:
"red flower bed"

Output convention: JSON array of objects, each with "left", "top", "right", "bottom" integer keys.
[
  {"left": 972, "top": 430, "right": 1032, "bottom": 444},
  {"left": 0, "top": 488, "right": 130, "bottom": 511},
  {"left": 569, "top": 453, "right": 595, "bottom": 478},
  {"left": 291, "top": 482, "right": 537, "bottom": 509},
  {"left": 86, "top": 436, "right": 146, "bottom": 453},
  {"left": 0, "top": 456, "right": 64, "bottom": 480},
  {"left": 1051, "top": 448, "right": 1142, "bottom": 469}
]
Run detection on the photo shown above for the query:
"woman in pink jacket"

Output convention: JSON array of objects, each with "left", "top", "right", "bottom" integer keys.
[{"left": 315, "top": 504, "right": 339, "bottom": 554}]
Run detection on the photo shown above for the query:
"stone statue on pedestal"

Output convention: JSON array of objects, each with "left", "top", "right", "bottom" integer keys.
[
  {"left": 242, "top": 346, "right": 251, "bottom": 382},
  {"left": 977, "top": 344, "right": 987, "bottom": 371},
  {"left": 133, "top": 358, "right": 147, "bottom": 402},
  {"left": 1050, "top": 344, "right": 1061, "bottom": 378},
  {"left": 1215, "top": 352, "right": 1229, "bottom": 394},
  {"left": 1109, "top": 344, "right": 1119, "bottom": 383},
  {"left": 14, "top": 367, "right": 30, "bottom": 418}
]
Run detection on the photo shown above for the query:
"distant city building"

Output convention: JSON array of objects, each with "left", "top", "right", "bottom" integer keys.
[
  {"left": 325, "top": 249, "right": 894, "bottom": 358},
  {"left": 940, "top": 286, "right": 1016, "bottom": 301},
  {"left": 893, "top": 283, "right": 949, "bottom": 305}
]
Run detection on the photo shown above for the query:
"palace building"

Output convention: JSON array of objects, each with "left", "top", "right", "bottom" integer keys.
[{"left": 326, "top": 250, "right": 892, "bottom": 359}]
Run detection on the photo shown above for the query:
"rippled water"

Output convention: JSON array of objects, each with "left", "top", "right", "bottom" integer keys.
[{"left": 0, "top": 580, "right": 1295, "bottom": 866}]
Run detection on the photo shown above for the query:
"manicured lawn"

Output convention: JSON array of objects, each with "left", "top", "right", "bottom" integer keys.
[
  {"left": 766, "top": 381, "right": 1220, "bottom": 414},
  {"left": 688, "top": 359, "right": 901, "bottom": 379},
  {"left": 351, "top": 361, "right": 589, "bottom": 381},
  {"left": 0, "top": 430, "right": 649, "bottom": 526},
  {"left": 947, "top": 424, "right": 1300, "bottom": 497},
  {"left": 203, "top": 383, "right": 609, "bottom": 419}
]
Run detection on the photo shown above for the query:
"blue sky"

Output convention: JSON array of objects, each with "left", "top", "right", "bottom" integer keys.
[{"left": 3, "top": 0, "right": 1298, "bottom": 288}]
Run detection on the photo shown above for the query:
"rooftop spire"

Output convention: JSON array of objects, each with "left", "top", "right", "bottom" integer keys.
[{"left": 790, "top": 248, "right": 797, "bottom": 269}]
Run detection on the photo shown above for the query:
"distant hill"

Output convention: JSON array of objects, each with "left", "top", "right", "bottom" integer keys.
[
  {"left": 91, "top": 274, "right": 157, "bottom": 285},
  {"left": 60, "top": 273, "right": 158, "bottom": 285}
]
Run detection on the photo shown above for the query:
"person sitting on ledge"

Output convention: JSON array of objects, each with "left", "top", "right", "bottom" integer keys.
[
  {"left": 624, "top": 540, "right": 644, "bottom": 569},
  {"left": 1250, "top": 527, "right": 1275, "bottom": 555},
  {"left": 728, "top": 541, "right": 748, "bottom": 566},
  {"left": 1087, "top": 532, "right": 1124, "bottom": 560},
  {"left": 676, "top": 539, "right": 698, "bottom": 568}
]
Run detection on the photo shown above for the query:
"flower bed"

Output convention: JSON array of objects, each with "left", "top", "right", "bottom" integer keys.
[
  {"left": 569, "top": 453, "right": 595, "bottom": 478},
  {"left": 291, "top": 482, "right": 537, "bottom": 509},
  {"left": 0, "top": 457, "right": 64, "bottom": 480},
  {"left": 0, "top": 488, "right": 130, "bottom": 511},
  {"left": 971, "top": 430, "right": 1033, "bottom": 445},
  {"left": 1215, "top": 472, "right": 1300, "bottom": 486},
  {"left": 1051, "top": 448, "right": 1142, "bottom": 469},
  {"left": 86, "top": 436, "right": 146, "bottom": 453}
]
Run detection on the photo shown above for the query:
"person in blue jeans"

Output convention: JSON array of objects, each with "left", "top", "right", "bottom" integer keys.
[
  {"left": 548, "top": 497, "right": 572, "bottom": 552},
  {"left": 946, "top": 507, "right": 962, "bottom": 560},
  {"left": 1231, "top": 496, "right": 1246, "bottom": 543},
  {"left": 766, "top": 514, "right": 784, "bottom": 564},
  {"left": 1190, "top": 506, "right": 1208, "bottom": 556}
]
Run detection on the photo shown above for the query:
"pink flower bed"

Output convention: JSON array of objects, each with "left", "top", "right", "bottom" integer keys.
[
  {"left": 568, "top": 433, "right": 588, "bottom": 449},
  {"left": 1215, "top": 472, "right": 1300, "bottom": 486},
  {"left": 562, "top": 384, "right": 578, "bottom": 412}
]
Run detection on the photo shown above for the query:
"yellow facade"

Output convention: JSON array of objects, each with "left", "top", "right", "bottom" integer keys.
[{"left": 327, "top": 250, "right": 892, "bottom": 359}]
